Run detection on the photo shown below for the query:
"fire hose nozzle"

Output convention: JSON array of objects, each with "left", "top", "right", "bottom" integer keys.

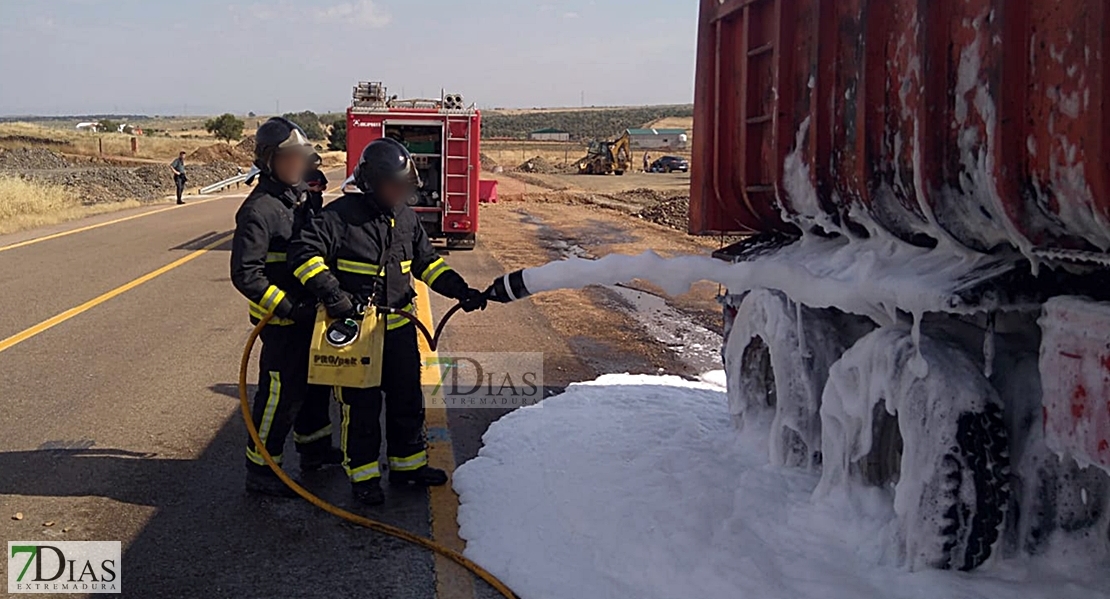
[{"left": 487, "top": 270, "right": 532, "bottom": 303}]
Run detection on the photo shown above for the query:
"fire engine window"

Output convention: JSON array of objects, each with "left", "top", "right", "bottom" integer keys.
[{"left": 384, "top": 124, "right": 443, "bottom": 208}]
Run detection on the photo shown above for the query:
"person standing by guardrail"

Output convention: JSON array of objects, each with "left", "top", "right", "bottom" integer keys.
[{"left": 170, "top": 151, "right": 187, "bottom": 205}]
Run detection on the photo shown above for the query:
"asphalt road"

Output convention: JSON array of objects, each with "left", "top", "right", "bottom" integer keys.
[
  {"left": 0, "top": 182, "right": 443, "bottom": 599},
  {"left": 0, "top": 174, "right": 724, "bottom": 598}
]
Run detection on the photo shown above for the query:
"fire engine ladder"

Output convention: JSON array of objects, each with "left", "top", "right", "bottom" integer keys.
[{"left": 444, "top": 115, "right": 472, "bottom": 216}]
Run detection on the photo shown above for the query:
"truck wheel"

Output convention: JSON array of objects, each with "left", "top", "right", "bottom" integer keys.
[
  {"left": 614, "top": 170, "right": 624, "bottom": 176},
  {"left": 445, "top": 233, "right": 476, "bottom": 251},
  {"left": 723, "top": 290, "right": 848, "bottom": 469},
  {"left": 820, "top": 328, "right": 1010, "bottom": 571}
]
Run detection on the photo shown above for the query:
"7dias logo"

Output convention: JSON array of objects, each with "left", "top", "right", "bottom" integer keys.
[
  {"left": 425, "top": 352, "right": 544, "bottom": 408},
  {"left": 8, "top": 542, "right": 120, "bottom": 594}
]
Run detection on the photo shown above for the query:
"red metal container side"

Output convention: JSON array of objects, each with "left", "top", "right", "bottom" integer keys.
[
  {"left": 346, "top": 108, "right": 481, "bottom": 235},
  {"left": 690, "top": 0, "right": 1110, "bottom": 255}
]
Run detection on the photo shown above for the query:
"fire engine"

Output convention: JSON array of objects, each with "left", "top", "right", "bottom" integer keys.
[{"left": 346, "top": 81, "right": 481, "bottom": 249}]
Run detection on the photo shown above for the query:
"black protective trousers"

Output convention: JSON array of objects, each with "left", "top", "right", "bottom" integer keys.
[
  {"left": 246, "top": 322, "right": 333, "bottom": 474},
  {"left": 336, "top": 323, "right": 428, "bottom": 486}
]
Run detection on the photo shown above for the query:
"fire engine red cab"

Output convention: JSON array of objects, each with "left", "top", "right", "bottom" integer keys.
[{"left": 346, "top": 81, "right": 481, "bottom": 249}]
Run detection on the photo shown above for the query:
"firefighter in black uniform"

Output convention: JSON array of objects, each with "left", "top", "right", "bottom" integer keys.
[
  {"left": 289, "top": 138, "right": 487, "bottom": 506},
  {"left": 231, "top": 117, "right": 342, "bottom": 497}
]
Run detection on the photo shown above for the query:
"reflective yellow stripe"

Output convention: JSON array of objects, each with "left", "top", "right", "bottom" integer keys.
[
  {"left": 421, "top": 258, "right": 452, "bottom": 286},
  {"left": 259, "top": 285, "right": 286, "bottom": 312},
  {"left": 338, "top": 398, "right": 350, "bottom": 471},
  {"left": 246, "top": 446, "right": 282, "bottom": 465},
  {"left": 400, "top": 260, "right": 412, "bottom": 274},
  {"left": 388, "top": 451, "right": 428, "bottom": 472},
  {"left": 386, "top": 303, "right": 415, "bottom": 330},
  {"left": 258, "top": 371, "right": 281, "bottom": 446},
  {"left": 420, "top": 258, "right": 445, "bottom": 281},
  {"left": 293, "top": 424, "right": 333, "bottom": 445},
  {"left": 249, "top": 302, "right": 294, "bottom": 325},
  {"left": 336, "top": 259, "right": 382, "bottom": 276},
  {"left": 265, "top": 252, "right": 287, "bottom": 263},
  {"left": 294, "top": 256, "right": 328, "bottom": 284},
  {"left": 348, "top": 460, "right": 381, "bottom": 482}
]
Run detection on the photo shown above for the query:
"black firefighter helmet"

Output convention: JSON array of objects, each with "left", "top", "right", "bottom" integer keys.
[
  {"left": 352, "top": 137, "right": 423, "bottom": 194},
  {"left": 253, "top": 116, "right": 314, "bottom": 175}
]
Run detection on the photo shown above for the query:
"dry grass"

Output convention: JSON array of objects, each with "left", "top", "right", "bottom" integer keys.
[
  {"left": 0, "top": 122, "right": 224, "bottom": 161},
  {"left": 482, "top": 140, "right": 586, "bottom": 169},
  {"left": 645, "top": 116, "right": 694, "bottom": 133},
  {"left": 0, "top": 175, "right": 139, "bottom": 235},
  {"left": 317, "top": 150, "right": 347, "bottom": 168}
]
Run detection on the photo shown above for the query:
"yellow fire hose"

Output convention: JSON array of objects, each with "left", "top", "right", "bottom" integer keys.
[{"left": 238, "top": 310, "right": 519, "bottom": 599}]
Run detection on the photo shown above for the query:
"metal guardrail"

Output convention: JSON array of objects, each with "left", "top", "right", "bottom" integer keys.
[{"left": 199, "top": 173, "right": 250, "bottom": 195}]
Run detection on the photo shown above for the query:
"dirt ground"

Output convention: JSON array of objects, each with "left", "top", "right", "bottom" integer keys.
[{"left": 480, "top": 175, "right": 726, "bottom": 339}]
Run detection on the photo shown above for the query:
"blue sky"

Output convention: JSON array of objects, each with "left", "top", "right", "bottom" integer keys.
[{"left": 0, "top": 0, "right": 699, "bottom": 116}]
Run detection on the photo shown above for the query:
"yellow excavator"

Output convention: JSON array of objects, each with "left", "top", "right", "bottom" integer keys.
[{"left": 577, "top": 131, "right": 632, "bottom": 175}]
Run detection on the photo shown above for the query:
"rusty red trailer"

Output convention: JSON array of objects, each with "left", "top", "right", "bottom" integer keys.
[
  {"left": 690, "top": 0, "right": 1110, "bottom": 569},
  {"left": 691, "top": 0, "right": 1110, "bottom": 260}
]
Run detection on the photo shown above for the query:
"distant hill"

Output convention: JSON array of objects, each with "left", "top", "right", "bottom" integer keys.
[{"left": 482, "top": 105, "right": 693, "bottom": 140}]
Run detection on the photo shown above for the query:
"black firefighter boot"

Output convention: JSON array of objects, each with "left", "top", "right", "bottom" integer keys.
[
  {"left": 298, "top": 439, "right": 345, "bottom": 472},
  {"left": 245, "top": 468, "right": 299, "bottom": 498},
  {"left": 352, "top": 479, "right": 385, "bottom": 506},
  {"left": 389, "top": 466, "right": 449, "bottom": 487}
]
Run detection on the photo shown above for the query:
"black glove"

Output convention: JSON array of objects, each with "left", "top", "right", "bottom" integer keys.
[
  {"left": 289, "top": 300, "right": 318, "bottom": 324},
  {"left": 458, "top": 287, "right": 488, "bottom": 313},
  {"left": 323, "top": 291, "right": 357, "bottom": 320}
]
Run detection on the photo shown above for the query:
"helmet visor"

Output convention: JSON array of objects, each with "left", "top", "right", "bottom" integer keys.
[{"left": 276, "top": 125, "right": 313, "bottom": 154}]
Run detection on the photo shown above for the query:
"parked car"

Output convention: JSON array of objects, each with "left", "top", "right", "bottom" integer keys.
[{"left": 649, "top": 155, "right": 689, "bottom": 173}]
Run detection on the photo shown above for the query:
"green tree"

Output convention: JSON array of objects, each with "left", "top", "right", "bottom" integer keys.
[
  {"left": 204, "top": 113, "right": 245, "bottom": 143},
  {"left": 282, "top": 111, "right": 324, "bottom": 140},
  {"left": 327, "top": 118, "right": 347, "bottom": 152},
  {"left": 97, "top": 119, "right": 120, "bottom": 133}
]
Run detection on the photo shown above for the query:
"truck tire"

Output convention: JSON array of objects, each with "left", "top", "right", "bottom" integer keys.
[
  {"left": 819, "top": 328, "right": 1010, "bottom": 571},
  {"left": 723, "top": 290, "right": 848, "bottom": 469},
  {"left": 445, "top": 233, "right": 476, "bottom": 251}
]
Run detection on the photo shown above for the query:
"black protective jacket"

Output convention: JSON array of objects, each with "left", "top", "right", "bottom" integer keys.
[
  {"left": 288, "top": 193, "right": 467, "bottom": 324},
  {"left": 230, "top": 175, "right": 316, "bottom": 325}
]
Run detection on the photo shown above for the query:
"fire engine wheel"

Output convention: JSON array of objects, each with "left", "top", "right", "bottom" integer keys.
[
  {"left": 724, "top": 290, "right": 846, "bottom": 469},
  {"left": 445, "top": 233, "right": 476, "bottom": 251},
  {"left": 821, "top": 328, "right": 1010, "bottom": 571},
  {"left": 1020, "top": 452, "right": 1109, "bottom": 554}
]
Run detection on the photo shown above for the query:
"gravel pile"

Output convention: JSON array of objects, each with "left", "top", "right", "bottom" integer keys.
[
  {"left": 236, "top": 135, "right": 256, "bottom": 155},
  {"left": 18, "top": 161, "right": 240, "bottom": 204},
  {"left": 635, "top": 196, "right": 691, "bottom": 231},
  {"left": 479, "top": 152, "right": 498, "bottom": 172},
  {"left": 1, "top": 146, "right": 240, "bottom": 204},
  {"left": 189, "top": 143, "right": 252, "bottom": 165},
  {"left": 612, "top": 187, "right": 672, "bottom": 205},
  {"left": 516, "top": 156, "right": 557, "bottom": 174},
  {"left": 0, "top": 147, "right": 74, "bottom": 170}
]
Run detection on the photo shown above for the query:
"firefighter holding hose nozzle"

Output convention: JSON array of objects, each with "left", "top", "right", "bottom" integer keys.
[{"left": 289, "top": 138, "right": 487, "bottom": 506}]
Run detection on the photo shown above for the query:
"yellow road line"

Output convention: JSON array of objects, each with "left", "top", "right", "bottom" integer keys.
[
  {"left": 414, "top": 282, "right": 474, "bottom": 599},
  {"left": 0, "top": 233, "right": 233, "bottom": 355},
  {"left": 0, "top": 194, "right": 237, "bottom": 254}
]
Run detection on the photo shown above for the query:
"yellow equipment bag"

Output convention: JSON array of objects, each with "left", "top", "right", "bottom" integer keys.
[{"left": 307, "top": 305, "right": 385, "bottom": 388}]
